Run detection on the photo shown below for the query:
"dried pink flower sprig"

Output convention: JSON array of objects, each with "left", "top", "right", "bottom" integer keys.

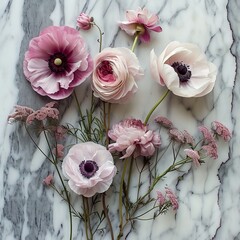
[
  {"left": 156, "top": 187, "right": 179, "bottom": 210},
  {"left": 155, "top": 116, "right": 231, "bottom": 163},
  {"left": 8, "top": 102, "right": 59, "bottom": 124}
]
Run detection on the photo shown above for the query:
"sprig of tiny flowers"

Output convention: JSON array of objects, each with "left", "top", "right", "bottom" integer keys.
[{"left": 8, "top": 7, "right": 232, "bottom": 240}]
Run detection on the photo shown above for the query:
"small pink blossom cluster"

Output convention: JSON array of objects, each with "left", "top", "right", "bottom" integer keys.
[
  {"left": 108, "top": 119, "right": 161, "bottom": 159},
  {"left": 155, "top": 116, "right": 231, "bottom": 164},
  {"left": 198, "top": 125, "right": 218, "bottom": 159},
  {"left": 155, "top": 116, "right": 195, "bottom": 146},
  {"left": 8, "top": 102, "right": 59, "bottom": 125},
  {"left": 157, "top": 187, "right": 179, "bottom": 210}
]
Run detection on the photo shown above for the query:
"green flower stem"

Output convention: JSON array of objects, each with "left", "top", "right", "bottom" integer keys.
[
  {"left": 82, "top": 196, "right": 91, "bottom": 240},
  {"left": 93, "top": 22, "right": 103, "bottom": 52},
  {"left": 74, "top": 90, "right": 92, "bottom": 141},
  {"left": 118, "top": 157, "right": 130, "bottom": 239},
  {"left": 134, "top": 157, "right": 191, "bottom": 210},
  {"left": 131, "top": 33, "right": 140, "bottom": 52},
  {"left": 86, "top": 197, "right": 93, "bottom": 239},
  {"left": 43, "top": 131, "right": 73, "bottom": 240},
  {"left": 103, "top": 102, "right": 111, "bottom": 146},
  {"left": 24, "top": 125, "right": 54, "bottom": 164},
  {"left": 144, "top": 89, "right": 170, "bottom": 125},
  {"left": 130, "top": 205, "right": 160, "bottom": 220},
  {"left": 53, "top": 162, "right": 73, "bottom": 240},
  {"left": 102, "top": 193, "right": 114, "bottom": 240},
  {"left": 126, "top": 157, "right": 134, "bottom": 198}
]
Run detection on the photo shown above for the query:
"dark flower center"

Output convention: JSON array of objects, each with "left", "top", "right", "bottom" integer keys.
[
  {"left": 171, "top": 62, "right": 192, "bottom": 82},
  {"left": 48, "top": 52, "right": 68, "bottom": 73},
  {"left": 97, "top": 61, "right": 115, "bottom": 82},
  {"left": 79, "top": 160, "right": 99, "bottom": 179}
]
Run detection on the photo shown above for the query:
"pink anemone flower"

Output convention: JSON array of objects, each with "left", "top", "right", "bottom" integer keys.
[
  {"left": 23, "top": 26, "right": 93, "bottom": 100},
  {"left": 62, "top": 142, "right": 117, "bottom": 197},
  {"left": 119, "top": 7, "right": 162, "bottom": 43}
]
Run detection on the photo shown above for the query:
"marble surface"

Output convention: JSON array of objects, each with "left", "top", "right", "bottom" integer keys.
[{"left": 0, "top": 0, "right": 239, "bottom": 239}]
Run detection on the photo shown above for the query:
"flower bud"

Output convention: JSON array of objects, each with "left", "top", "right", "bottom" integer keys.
[{"left": 77, "top": 13, "right": 93, "bottom": 30}]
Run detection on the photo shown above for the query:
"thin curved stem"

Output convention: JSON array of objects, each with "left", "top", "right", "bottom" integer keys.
[
  {"left": 144, "top": 89, "right": 170, "bottom": 124},
  {"left": 131, "top": 33, "right": 140, "bottom": 52},
  {"left": 102, "top": 193, "right": 114, "bottom": 240},
  {"left": 93, "top": 22, "right": 103, "bottom": 52},
  {"left": 118, "top": 158, "right": 130, "bottom": 239}
]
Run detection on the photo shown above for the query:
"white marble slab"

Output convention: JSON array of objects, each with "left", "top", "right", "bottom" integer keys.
[{"left": 0, "top": 0, "right": 239, "bottom": 239}]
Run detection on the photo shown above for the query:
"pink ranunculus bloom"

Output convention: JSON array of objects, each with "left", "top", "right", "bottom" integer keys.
[
  {"left": 77, "top": 13, "right": 94, "bottom": 30},
  {"left": 108, "top": 119, "right": 161, "bottom": 159},
  {"left": 62, "top": 142, "right": 117, "bottom": 198},
  {"left": 23, "top": 26, "right": 93, "bottom": 100},
  {"left": 119, "top": 7, "right": 162, "bottom": 43},
  {"left": 150, "top": 41, "right": 217, "bottom": 97},
  {"left": 92, "top": 47, "right": 143, "bottom": 103}
]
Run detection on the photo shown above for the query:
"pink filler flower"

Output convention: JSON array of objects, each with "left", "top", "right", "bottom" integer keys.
[
  {"left": 119, "top": 7, "right": 162, "bottom": 43},
  {"left": 62, "top": 142, "right": 117, "bottom": 197},
  {"left": 23, "top": 26, "right": 93, "bottom": 100},
  {"left": 108, "top": 119, "right": 161, "bottom": 159}
]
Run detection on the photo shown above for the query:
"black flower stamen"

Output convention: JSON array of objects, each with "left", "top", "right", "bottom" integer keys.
[
  {"left": 79, "top": 160, "right": 99, "bottom": 179},
  {"left": 48, "top": 52, "right": 68, "bottom": 73},
  {"left": 171, "top": 62, "right": 191, "bottom": 82}
]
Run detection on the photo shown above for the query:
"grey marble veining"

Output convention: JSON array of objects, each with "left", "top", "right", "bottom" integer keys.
[{"left": 0, "top": 0, "right": 240, "bottom": 239}]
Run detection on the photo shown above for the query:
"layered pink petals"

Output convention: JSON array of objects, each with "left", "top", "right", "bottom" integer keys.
[
  {"left": 119, "top": 7, "right": 162, "bottom": 43},
  {"left": 150, "top": 41, "right": 217, "bottom": 97},
  {"left": 108, "top": 119, "right": 161, "bottom": 158},
  {"left": 23, "top": 26, "right": 93, "bottom": 100},
  {"left": 92, "top": 47, "right": 143, "bottom": 103},
  {"left": 62, "top": 142, "right": 117, "bottom": 197}
]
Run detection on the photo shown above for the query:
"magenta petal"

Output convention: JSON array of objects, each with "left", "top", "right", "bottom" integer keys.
[{"left": 139, "top": 31, "right": 150, "bottom": 43}]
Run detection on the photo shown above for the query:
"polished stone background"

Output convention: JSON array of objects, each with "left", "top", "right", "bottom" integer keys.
[{"left": 0, "top": 0, "right": 239, "bottom": 239}]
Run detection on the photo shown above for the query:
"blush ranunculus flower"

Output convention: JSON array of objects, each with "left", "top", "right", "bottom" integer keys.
[
  {"left": 108, "top": 119, "right": 161, "bottom": 159},
  {"left": 62, "top": 142, "right": 117, "bottom": 198},
  {"left": 92, "top": 47, "right": 143, "bottom": 103},
  {"left": 119, "top": 7, "right": 162, "bottom": 43},
  {"left": 150, "top": 41, "right": 217, "bottom": 97},
  {"left": 23, "top": 26, "right": 93, "bottom": 100}
]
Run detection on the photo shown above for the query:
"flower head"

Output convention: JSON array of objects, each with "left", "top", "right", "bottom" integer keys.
[
  {"left": 77, "top": 13, "right": 94, "bottom": 30},
  {"left": 211, "top": 121, "right": 231, "bottom": 141},
  {"left": 201, "top": 142, "right": 218, "bottom": 159},
  {"left": 92, "top": 47, "right": 142, "bottom": 103},
  {"left": 150, "top": 41, "right": 217, "bottom": 97},
  {"left": 165, "top": 187, "right": 179, "bottom": 210},
  {"left": 23, "top": 26, "right": 93, "bottom": 100},
  {"left": 184, "top": 149, "right": 201, "bottom": 167},
  {"left": 26, "top": 101, "right": 59, "bottom": 124},
  {"left": 8, "top": 105, "right": 34, "bottom": 123},
  {"left": 119, "top": 7, "right": 162, "bottom": 43},
  {"left": 169, "top": 128, "right": 185, "bottom": 143},
  {"left": 108, "top": 119, "right": 161, "bottom": 159},
  {"left": 156, "top": 190, "right": 166, "bottom": 205},
  {"left": 155, "top": 116, "right": 174, "bottom": 129},
  {"left": 198, "top": 125, "right": 215, "bottom": 143},
  {"left": 53, "top": 144, "right": 64, "bottom": 158},
  {"left": 43, "top": 175, "right": 53, "bottom": 186},
  {"left": 62, "top": 142, "right": 117, "bottom": 197}
]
